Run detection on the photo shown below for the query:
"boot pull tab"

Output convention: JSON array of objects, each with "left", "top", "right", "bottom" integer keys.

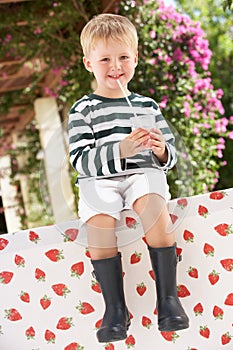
[
  {"left": 92, "top": 270, "right": 97, "bottom": 279},
  {"left": 177, "top": 254, "right": 182, "bottom": 263}
]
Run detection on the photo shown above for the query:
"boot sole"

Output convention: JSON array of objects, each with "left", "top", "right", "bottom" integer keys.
[
  {"left": 159, "top": 317, "right": 189, "bottom": 332},
  {"left": 97, "top": 320, "right": 131, "bottom": 343},
  {"left": 97, "top": 329, "right": 128, "bottom": 343}
]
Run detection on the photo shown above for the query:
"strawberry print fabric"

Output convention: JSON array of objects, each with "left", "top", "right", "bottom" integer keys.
[{"left": 0, "top": 188, "right": 232, "bottom": 349}]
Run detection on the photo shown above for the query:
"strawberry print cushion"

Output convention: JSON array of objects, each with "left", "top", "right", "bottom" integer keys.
[{"left": 0, "top": 188, "right": 232, "bottom": 349}]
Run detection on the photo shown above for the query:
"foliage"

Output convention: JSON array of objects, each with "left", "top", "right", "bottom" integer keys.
[
  {"left": 222, "top": 0, "right": 233, "bottom": 10},
  {"left": 175, "top": 0, "right": 233, "bottom": 190},
  {"left": 0, "top": 0, "right": 101, "bottom": 115},
  {"left": 120, "top": 0, "right": 232, "bottom": 196}
]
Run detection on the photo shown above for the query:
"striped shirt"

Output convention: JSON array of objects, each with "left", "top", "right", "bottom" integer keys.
[{"left": 68, "top": 93, "right": 177, "bottom": 182}]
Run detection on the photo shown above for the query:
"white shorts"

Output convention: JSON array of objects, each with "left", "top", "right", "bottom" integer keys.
[{"left": 78, "top": 168, "right": 171, "bottom": 224}]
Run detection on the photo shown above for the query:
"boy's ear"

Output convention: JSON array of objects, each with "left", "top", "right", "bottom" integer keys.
[
  {"left": 134, "top": 51, "right": 138, "bottom": 67},
  {"left": 83, "top": 57, "right": 92, "bottom": 72}
]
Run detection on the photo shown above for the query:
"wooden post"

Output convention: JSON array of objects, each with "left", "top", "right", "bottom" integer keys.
[{"left": 34, "top": 97, "right": 76, "bottom": 223}]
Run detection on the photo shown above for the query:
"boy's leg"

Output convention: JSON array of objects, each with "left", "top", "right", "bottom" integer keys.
[
  {"left": 86, "top": 214, "right": 130, "bottom": 342},
  {"left": 86, "top": 214, "right": 118, "bottom": 259},
  {"left": 133, "top": 193, "right": 175, "bottom": 247},
  {"left": 133, "top": 193, "right": 189, "bottom": 331}
]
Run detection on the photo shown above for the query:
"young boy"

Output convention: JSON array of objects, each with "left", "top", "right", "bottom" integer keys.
[{"left": 68, "top": 13, "right": 189, "bottom": 343}]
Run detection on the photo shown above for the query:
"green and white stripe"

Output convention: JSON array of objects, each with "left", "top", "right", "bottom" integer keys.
[{"left": 68, "top": 93, "right": 177, "bottom": 180}]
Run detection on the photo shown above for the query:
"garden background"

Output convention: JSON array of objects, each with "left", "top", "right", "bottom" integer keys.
[{"left": 0, "top": 0, "right": 232, "bottom": 232}]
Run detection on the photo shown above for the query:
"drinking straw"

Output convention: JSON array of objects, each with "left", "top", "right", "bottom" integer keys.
[{"left": 117, "top": 79, "right": 138, "bottom": 119}]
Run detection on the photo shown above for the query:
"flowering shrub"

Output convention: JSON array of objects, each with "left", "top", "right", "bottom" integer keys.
[{"left": 120, "top": 0, "right": 232, "bottom": 196}]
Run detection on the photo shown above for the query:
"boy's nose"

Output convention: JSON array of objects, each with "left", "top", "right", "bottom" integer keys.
[{"left": 111, "top": 59, "right": 121, "bottom": 70}]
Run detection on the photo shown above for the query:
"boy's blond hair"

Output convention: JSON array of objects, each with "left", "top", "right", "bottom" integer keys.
[{"left": 80, "top": 14, "right": 138, "bottom": 57}]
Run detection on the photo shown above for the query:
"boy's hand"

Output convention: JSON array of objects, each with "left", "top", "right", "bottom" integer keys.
[
  {"left": 147, "top": 128, "right": 168, "bottom": 163},
  {"left": 120, "top": 128, "right": 150, "bottom": 158}
]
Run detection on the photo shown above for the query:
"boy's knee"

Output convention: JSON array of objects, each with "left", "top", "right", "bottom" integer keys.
[{"left": 87, "top": 214, "right": 116, "bottom": 228}]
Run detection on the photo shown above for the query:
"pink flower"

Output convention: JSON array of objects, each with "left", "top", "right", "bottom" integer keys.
[
  {"left": 228, "top": 131, "right": 233, "bottom": 140},
  {"left": 173, "top": 48, "right": 183, "bottom": 61},
  {"left": 183, "top": 101, "right": 191, "bottom": 118},
  {"left": 193, "top": 127, "right": 199, "bottom": 135},
  {"left": 150, "top": 30, "right": 156, "bottom": 39},
  {"left": 160, "top": 96, "right": 168, "bottom": 109},
  {"left": 34, "top": 27, "right": 42, "bottom": 35}
]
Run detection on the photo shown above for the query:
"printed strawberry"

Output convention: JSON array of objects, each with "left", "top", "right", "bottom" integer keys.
[
  {"left": 40, "top": 295, "right": 51, "bottom": 310},
  {"left": 208, "top": 270, "right": 220, "bottom": 285},
  {"left": 95, "top": 319, "right": 102, "bottom": 329},
  {"left": 199, "top": 325, "right": 210, "bottom": 339},
  {"left": 183, "top": 229, "right": 194, "bottom": 243},
  {"left": 125, "top": 334, "right": 136, "bottom": 348},
  {"left": 70, "top": 261, "right": 84, "bottom": 278},
  {"left": 220, "top": 259, "right": 233, "bottom": 272},
  {"left": 0, "top": 271, "right": 13, "bottom": 284},
  {"left": 169, "top": 213, "right": 178, "bottom": 224},
  {"left": 52, "top": 283, "right": 71, "bottom": 298},
  {"left": 45, "top": 329, "right": 56, "bottom": 344},
  {"left": 63, "top": 228, "right": 79, "bottom": 242},
  {"left": 64, "top": 343, "right": 84, "bottom": 350},
  {"left": 153, "top": 308, "right": 158, "bottom": 315},
  {"left": 56, "top": 316, "right": 74, "bottom": 330},
  {"left": 85, "top": 248, "right": 91, "bottom": 258},
  {"left": 213, "top": 305, "right": 224, "bottom": 319},
  {"left": 0, "top": 237, "right": 9, "bottom": 250},
  {"left": 198, "top": 205, "right": 209, "bottom": 218},
  {"left": 142, "top": 236, "right": 148, "bottom": 244},
  {"left": 25, "top": 326, "right": 35, "bottom": 340},
  {"left": 76, "top": 301, "right": 95, "bottom": 315},
  {"left": 35, "top": 268, "right": 46, "bottom": 282},
  {"left": 14, "top": 254, "right": 25, "bottom": 267},
  {"left": 105, "top": 343, "right": 114, "bottom": 350},
  {"left": 176, "top": 246, "right": 183, "bottom": 257},
  {"left": 177, "top": 284, "right": 190, "bottom": 297},
  {"left": 224, "top": 293, "right": 233, "bottom": 306},
  {"left": 188, "top": 266, "right": 199, "bottom": 279},
  {"left": 20, "top": 291, "right": 30, "bottom": 303},
  {"left": 45, "top": 249, "right": 64, "bottom": 262},
  {"left": 203, "top": 243, "right": 215, "bottom": 257},
  {"left": 148, "top": 270, "right": 155, "bottom": 280},
  {"left": 5, "top": 308, "right": 22, "bottom": 321},
  {"left": 187, "top": 348, "right": 197, "bottom": 350},
  {"left": 209, "top": 191, "right": 226, "bottom": 200},
  {"left": 214, "top": 223, "right": 233, "bottom": 236},
  {"left": 142, "top": 316, "right": 153, "bottom": 329},
  {"left": 130, "top": 251, "right": 142, "bottom": 264},
  {"left": 136, "top": 282, "right": 147, "bottom": 296},
  {"left": 177, "top": 198, "right": 188, "bottom": 209},
  {"left": 126, "top": 216, "right": 137, "bottom": 229},
  {"left": 193, "top": 302, "right": 204, "bottom": 316},
  {"left": 160, "top": 331, "right": 179, "bottom": 343},
  {"left": 29, "top": 230, "right": 40, "bottom": 243},
  {"left": 221, "top": 332, "right": 232, "bottom": 345},
  {"left": 91, "top": 280, "right": 101, "bottom": 293}
]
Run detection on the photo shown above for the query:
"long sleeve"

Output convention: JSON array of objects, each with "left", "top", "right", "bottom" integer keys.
[{"left": 68, "top": 107, "right": 124, "bottom": 177}]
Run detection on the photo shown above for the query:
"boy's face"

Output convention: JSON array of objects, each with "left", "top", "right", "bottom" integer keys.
[{"left": 83, "top": 38, "right": 138, "bottom": 98}]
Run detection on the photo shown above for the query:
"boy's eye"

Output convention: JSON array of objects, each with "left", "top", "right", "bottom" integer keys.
[
  {"left": 121, "top": 56, "right": 129, "bottom": 60},
  {"left": 100, "top": 58, "right": 109, "bottom": 62}
]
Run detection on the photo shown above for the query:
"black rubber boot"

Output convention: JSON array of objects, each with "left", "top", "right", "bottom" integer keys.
[
  {"left": 91, "top": 253, "right": 130, "bottom": 343},
  {"left": 148, "top": 244, "right": 189, "bottom": 331}
]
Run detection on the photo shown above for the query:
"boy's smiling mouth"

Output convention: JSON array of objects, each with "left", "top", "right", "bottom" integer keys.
[{"left": 108, "top": 74, "right": 124, "bottom": 80}]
